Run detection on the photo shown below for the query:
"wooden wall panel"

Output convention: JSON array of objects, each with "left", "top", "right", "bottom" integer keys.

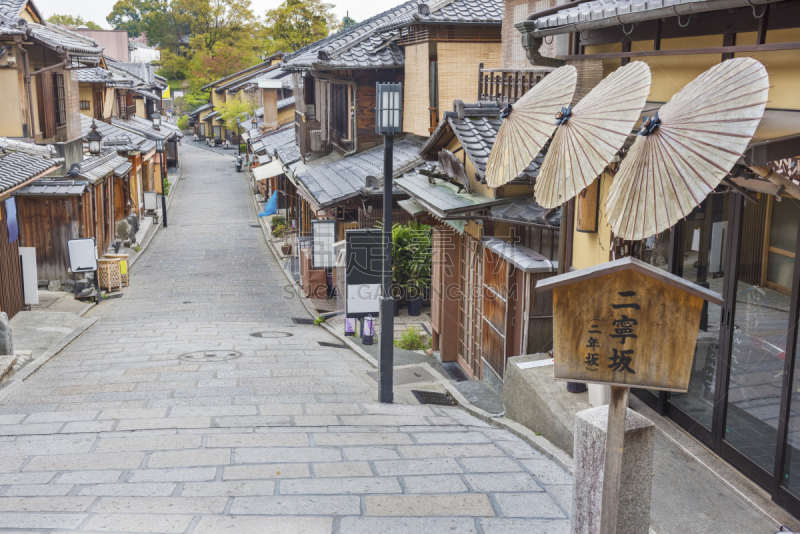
[
  {"left": 0, "top": 202, "right": 26, "bottom": 318},
  {"left": 17, "top": 196, "right": 82, "bottom": 281}
]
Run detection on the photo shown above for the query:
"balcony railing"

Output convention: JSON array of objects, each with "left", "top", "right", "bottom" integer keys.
[
  {"left": 295, "top": 111, "right": 331, "bottom": 163},
  {"left": 118, "top": 104, "right": 136, "bottom": 120},
  {"left": 477, "top": 64, "right": 556, "bottom": 105}
]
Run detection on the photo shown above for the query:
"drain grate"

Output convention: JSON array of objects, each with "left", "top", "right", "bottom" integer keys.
[
  {"left": 412, "top": 390, "right": 455, "bottom": 406},
  {"left": 250, "top": 224, "right": 261, "bottom": 228},
  {"left": 318, "top": 341, "right": 347, "bottom": 349},
  {"left": 179, "top": 350, "right": 242, "bottom": 362},
  {"left": 251, "top": 332, "right": 293, "bottom": 338},
  {"left": 291, "top": 317, "right": 315, "bottom": 325}
]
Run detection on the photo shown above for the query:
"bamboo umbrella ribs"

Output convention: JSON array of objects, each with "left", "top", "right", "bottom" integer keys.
[
  {"left": 534, "top": 61, "right": 652, "bottom": 209},
  {"left": 606, "top": 57, "right": 770, "bottom": 241},
  {"left": 485, "top": 65, "right": 578, "bottom": 188}
]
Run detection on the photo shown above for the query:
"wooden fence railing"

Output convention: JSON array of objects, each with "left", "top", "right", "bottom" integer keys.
[{"left": 477, "top": 64, "right": 556, "bottom": 105}]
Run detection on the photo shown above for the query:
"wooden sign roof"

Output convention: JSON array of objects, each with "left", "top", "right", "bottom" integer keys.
[{"left": 536, "top": 256, "right": 722, "bottom": 304}]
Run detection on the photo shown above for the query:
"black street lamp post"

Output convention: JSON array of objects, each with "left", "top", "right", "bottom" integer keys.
[
  {"left": 155, "top": 139, "right": 168, "bottom": 228},
  {"left": 375, "top": 82, "right": 402, "bottom": 404}
]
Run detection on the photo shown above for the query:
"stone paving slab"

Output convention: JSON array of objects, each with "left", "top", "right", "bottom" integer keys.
[{"left": 0, "top": 145, "right": 573, "bottom": 533}]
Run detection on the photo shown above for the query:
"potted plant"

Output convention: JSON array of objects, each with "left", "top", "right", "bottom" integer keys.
[{"left": 405, "top": 222, "right": 432, "bottom": 317}]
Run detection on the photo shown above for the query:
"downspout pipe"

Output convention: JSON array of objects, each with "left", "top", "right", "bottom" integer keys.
[
  {"left": 17, "top": 44, "right": 36, "bottom": 140},
  {"left": 309, "top": 71, "right": 358, "bottom": 157},
  {"left": 517, "top": 0, "right": 780, "bottom": 38}
]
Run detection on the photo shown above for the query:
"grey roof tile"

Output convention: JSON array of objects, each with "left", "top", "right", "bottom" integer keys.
[
  {"left": 395, "top": 168, "right": 510, "bottom": 218},
  {"left": 0, "top": 137, "right": 63, "bottom": 193},
  {"left": 378, "top": 0, "right": 503, "bottom": 31},
  {"left": 81, "top": 114, "right": 155, "bottom": 154},
  {"left": 15, "top": 178, "right": 87, "bottom": 196},
  {"left": 68, "top": 150, "right": 131, "bottom": 184},
  {"left": 28, "top": 23, "right": 103, "bottom": 55},
  {"left": 423, "top": 102, "right": 541, "bottom": 180},
  {"left": 73, "top": 66, "right": 133, "bottom": 85},
  {"left": 293, "top": 137, "right": 423, "bottom": 208},
  {"left": 249, "top": 125, "right": 296, "bottom": 160}
]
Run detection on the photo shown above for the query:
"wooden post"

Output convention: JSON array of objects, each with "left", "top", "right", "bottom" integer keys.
[{"left": 599, "top": 385, "right": 629, "bottom": 534}]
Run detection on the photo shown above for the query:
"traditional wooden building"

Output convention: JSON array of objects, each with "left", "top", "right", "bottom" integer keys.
[
  {"left": 0, "top": 138, "right": 64, "bottom": 318},
  {"left": 0, "top": 0, "right": 104, "bottom": 169},
  {"left": 397, "top": 100, "right": 559, "bottom": 384},
  {"left": 16, "top": 150, "right": 131, "bottom": 282},
  {"left": 518, "top": 0, "right": 800, "bottom": 516}
]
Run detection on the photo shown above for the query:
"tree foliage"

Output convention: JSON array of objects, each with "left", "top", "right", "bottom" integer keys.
[
  {"left": 47, "top": 14, "right": 103, "bottom": 30},
  {"left": 216, "top": 97, "right": 258, "bottom": 130},
  {"left": 263, "top": 0, "right": 339, "bottom": 54}
]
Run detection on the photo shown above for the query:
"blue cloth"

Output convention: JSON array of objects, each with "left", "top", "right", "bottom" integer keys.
[
  {"left": 259, "top": 191, "right": 278, "bottom": 218},
  {"left": 5, "top": 197, "right": 17, "bottom": 244}
]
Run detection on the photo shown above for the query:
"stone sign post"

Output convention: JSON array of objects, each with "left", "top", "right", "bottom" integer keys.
[{"left": 536, "top": 257, "right": 722, "bottom": 534}]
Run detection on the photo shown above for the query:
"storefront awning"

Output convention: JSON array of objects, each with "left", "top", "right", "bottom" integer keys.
[
  {"left": 395, "top": 172, "right": 513, "bottom": 219},
  {"left": 252, "top": 159, "right": 284, "bottom": 182},
  {"left": 483, "top": 237, "right": 557, "bottom": 273}
]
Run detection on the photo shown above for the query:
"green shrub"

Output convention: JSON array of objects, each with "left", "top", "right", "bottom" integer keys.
[
  {"left": 393, "top": 326, "right": 426, "bottom": 351},
  {"left": 177, "top": 116, "right": 189, "bottom": 130}
]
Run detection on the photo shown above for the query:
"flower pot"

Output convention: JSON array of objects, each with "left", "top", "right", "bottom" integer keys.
[
  {"left": 281, "top": 245, "right": 292, "bottom": 256},
  {"left": 407, "top": 296, "right": 423, "bottom": 316}
]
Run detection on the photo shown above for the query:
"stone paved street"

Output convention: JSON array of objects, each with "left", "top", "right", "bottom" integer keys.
[{"left": 0, "top": 144, "right": 572, "bottom": 533}]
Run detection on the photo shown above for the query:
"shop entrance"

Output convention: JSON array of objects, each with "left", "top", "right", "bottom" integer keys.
[{"left": 634, "top": 189, "right": 800, "bottom": 514}]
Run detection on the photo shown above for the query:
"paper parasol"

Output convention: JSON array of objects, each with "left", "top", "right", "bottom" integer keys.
[
  {"left": 534, "top": 61, "right": 652, "bottom": 209},
  {"left": 606, "top": 57, "right": 769, "bottom": 240},
  {"left": 485, "top": 65, "right": 577, "bottom": 188}
]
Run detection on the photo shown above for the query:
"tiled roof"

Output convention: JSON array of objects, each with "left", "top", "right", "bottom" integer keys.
[
  {"left": 254, "top": 67, "right": 293, "bottom": 89},
  {"left": 525, "top": 0, "right": 730, "bottom": 34},
  {"left": 0, "top": 0, "right": 26, "bottom": 18},
  {"left": 294, "top": 137, "right": 424, "bottom": 208},
  {"left": 278, "top": 96, "right": 295, "bottom": 110},
  {"left": 134, "top": 88, "right": 161, "bottom": 101},
  {"left": 282, "top": 0, "right": 418, "bottom": 70},
  {"left": 0, "top": 137, "right": 63, "bottom": 193},
  {"left": 423, "top": 102, "right": 541, "bottom": 181},
  {"left": 250, "top": 125, "right": 296, "bottom": 160},
  {"left": 68, "top": 150, "right": 131, "bottom": 184},
  {"left": 378, "top": 0, "right": 502, "bottom": 31},
  {"left": 276, "top": 141, "right": 301, "bottom": 166},
  {"left": 15, "top": 178, "right": 87, "bottom": 196},
  {"left": 81, "top": 114, "right": 155, "bottom": 154},
  {"left": 112, "top": 116, "right": 176, "bottom": 141},
  {"left": 395, "top": 168, "right": 511, "bottom": 218},
  {"left": 108, "top": 61, "right": 156, "bottom": 85},
  {"left": 201, "top": 58, "right": 282, "bottom": 91},
  {"left": 217, "top": 64, "right": 285, "bottom": 93},
  {"left": 490, "top": 199, "right": 561, "bottom": 226},
  {"left": 73, "top": 66, "right": 133, "bottom": 85},
  {"left": 28, "top": 23, "right": 104, "bottom": 55},
  {"left": 189, "top": 103, "right": 213, "bottom": 116}
]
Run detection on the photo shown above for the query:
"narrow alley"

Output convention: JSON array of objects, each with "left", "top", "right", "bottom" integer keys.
[{"left": 0, "top": 144, "right": 572, "bottom": 533}]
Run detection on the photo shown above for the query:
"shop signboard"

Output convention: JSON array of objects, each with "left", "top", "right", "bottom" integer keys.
[{"left": 536, "top": 256, "right": 722, "bottom": 392}]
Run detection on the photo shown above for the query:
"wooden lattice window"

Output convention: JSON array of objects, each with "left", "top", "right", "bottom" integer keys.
[
  {"left": 458, "top": 235, "right": 483, "bottom": 378},
  {"left": 53, "top": 73, "right": 66, "bottom": 127},
  {"left": 80, "top": 100, "right": 91, "bottom": 111}
]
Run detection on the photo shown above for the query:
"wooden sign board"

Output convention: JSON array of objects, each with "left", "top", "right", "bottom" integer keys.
[{"left": 536, "top": 257, "right": 723, "bottom": 392}]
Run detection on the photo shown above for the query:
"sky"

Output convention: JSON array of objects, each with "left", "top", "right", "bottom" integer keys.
[{"left": 33, "top": 0, "right": 393, "bottom": 30}]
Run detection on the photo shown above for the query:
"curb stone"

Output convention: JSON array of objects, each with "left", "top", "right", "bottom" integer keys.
[{"left": 0, "top": 317, "right": 99, "bottom": 403}]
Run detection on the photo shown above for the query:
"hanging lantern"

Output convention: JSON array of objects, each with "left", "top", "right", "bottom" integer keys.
[
  {"left": 152, "top": 112, "right": 161, "bottom": 130},
  {"left": 87, "top": 120, "right": 103, "bottom": 155},
  {"left": 345, "top": 318, "right": 356, "bottom": 337},
  {"left": 362, "top": 315, "right": 375, "bottom": 345}
]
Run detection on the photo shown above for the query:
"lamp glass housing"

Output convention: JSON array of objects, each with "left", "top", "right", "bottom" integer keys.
[
  {"left": 152, "top": 112, "right": 161, "bottom": 128},
  {"left": 375, "top": 83, "right": 402, "bottom": 135},
  {"left": 155, "top": 139, "right": 164, "bottom": 153},
  {"left": 87, "top": 120, "right": 103, "bottom": 155}
]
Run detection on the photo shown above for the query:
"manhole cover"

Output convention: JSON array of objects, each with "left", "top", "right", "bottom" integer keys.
[
  {"left": 291, "top": 317, "right": 315, "bottom": 325},
  {"left": 412, "top": 390, "right": 455, "bottom": 406},
  {"left": 318, "top": 341, "right": 347, "bottom": 349},
  {"left": 250, "top": 332, "right": 294, "bottom": 338},
  {"left": 367, "top": 366, "right": 436, "bottom": 386},
  {"left": 179, "top": 350, "right": 242, "bottom": 362}
]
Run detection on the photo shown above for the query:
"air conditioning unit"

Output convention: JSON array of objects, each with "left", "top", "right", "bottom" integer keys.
[{"left": 310, "top": 131, "right": 324, "bottom": 152}]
